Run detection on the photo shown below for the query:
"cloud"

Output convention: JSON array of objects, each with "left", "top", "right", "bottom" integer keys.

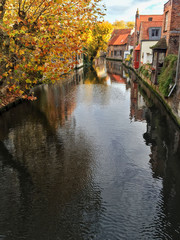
[
  {"left": 103, "top": 0, "right": 167, "bottom": 23},
  {"left": 108, "top": 5, "right": 129, "bottom": 16},
  {"left": 132, "top": 0, "right": 152, "bottom": 2}
]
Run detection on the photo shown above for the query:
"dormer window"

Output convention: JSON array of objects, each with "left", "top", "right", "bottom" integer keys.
[
  {"left": 148, "top": 17, "right": 153, "bottom": 21},
  {"left": 149, "top": 27, "right": 161, "bottom": 40}
]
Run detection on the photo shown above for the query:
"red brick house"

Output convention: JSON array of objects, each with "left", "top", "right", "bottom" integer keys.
[
  {"left": 151, "top": 0, "right": 180, "bottom": 85},
  {"left": 133, "top": 10, "right": 163, "bottom": 69},
  {"left": 107, "top": 29, "right": 134, "bottom": 61},
  {"left": 161, "top": 0, "right": 180, "bottom": 55}
]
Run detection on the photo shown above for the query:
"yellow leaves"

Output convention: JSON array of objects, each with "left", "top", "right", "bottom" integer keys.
[
  {"left": 85, "top": 21, "right": 113, "bottom": 60},
  {"left": 25, "top": 79, "right": 32, "bottom": 84},
  {"left": 19, "top": 49, "right": 25, "bottom": 56},
  {"left": 19, "top": 90, "right": 24, "bottom": 95},
  {"left": 3, "top": 72, "right": 8, "bottom": 77},
  {"left": 1, "top": 0, "right": 105, "bottom": 86},
  {"left": 22, "top": 72, "right": 26, "bottom": 78}
]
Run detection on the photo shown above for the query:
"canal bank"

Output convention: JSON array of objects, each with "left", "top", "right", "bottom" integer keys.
[
  {"left": 107, "top": 58, "right": 180, "bottom": 128},
  {"left": 0, "top": 67, "right": 84, "bottom": 115}
]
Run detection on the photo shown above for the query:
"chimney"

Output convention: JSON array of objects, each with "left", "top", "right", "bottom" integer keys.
[{"left": 136, "top": 8, "right": 140, "bottom": 19}]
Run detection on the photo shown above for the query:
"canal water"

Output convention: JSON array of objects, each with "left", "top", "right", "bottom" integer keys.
[{"left": 0, "top": 59, "right": 180, "bottom": 240}]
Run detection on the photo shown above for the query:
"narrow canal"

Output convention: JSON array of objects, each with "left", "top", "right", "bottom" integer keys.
[{"left": 0, "top": 59, "right": 180, "bottom": 240}]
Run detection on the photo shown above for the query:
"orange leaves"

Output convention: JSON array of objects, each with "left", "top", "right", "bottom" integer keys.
[
  {"left": 22, "top": 94, "right": 37, "bottom": 101},
  {"left": 1, "top": 0, "right": 105, "bottom": 88}
]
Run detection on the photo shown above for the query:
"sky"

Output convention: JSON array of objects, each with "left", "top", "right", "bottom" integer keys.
[{"left": 102, "top": 0, "right": 168, "bottom": 23}]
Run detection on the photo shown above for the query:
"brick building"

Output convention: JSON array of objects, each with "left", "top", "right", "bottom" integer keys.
[
  {"left": 150, "top": 0, "right": 180, "bottom": 85},
  {"left": 133, "top": 10, "right": 163, "bottom": 50},
  {"left": 133, "top": 10, "right": 163, "bottom": 68},
  {"left": 161, "top": 0, "right": 180, "bottom": 55},
  {"left": 107, "top": 29, "right": 134, "bottom": 61}
]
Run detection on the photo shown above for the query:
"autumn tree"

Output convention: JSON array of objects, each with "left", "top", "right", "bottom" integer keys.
[
  {"left": 85, "top": 21, "right": 113, "bottom": 63},
  {"left": 126, "top": 21, "right": 135, "bottom": 29},
  {"left": 112, "top": 20, "right": 134, "bottom": 29},
  {"left": 0, "top": 0, "right": 104, "bottom": 92},
  {"left": 112, "top": 20, "right": 126, "bottom": 29}
]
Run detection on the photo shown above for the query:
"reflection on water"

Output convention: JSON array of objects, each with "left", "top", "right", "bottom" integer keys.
[{"left": 0, "top": 58, "right": 180, "bottom": 239}]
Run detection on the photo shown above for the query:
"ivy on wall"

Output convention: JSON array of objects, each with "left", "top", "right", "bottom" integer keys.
[{"left": 158, "top": 54, "right": 178, "bottom": 97}]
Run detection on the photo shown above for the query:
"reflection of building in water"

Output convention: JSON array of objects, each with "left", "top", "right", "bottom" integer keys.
[
  {"left": 106, "top": 60, "right": 123, "bottom": 76},
  {"left": 130, "top": 81, "right": 147, "bottom": 121},
  {"left": 108, "top": 74, "right": 126, "bottom": 84},
  {"left": 35, "top": 68, "right": 84, "bottom": 129},
  {"left": 142, "top": 94, "right": 180, "bottom": 239},
  {"left": 106, "top": 60, "right": 128, "bottom": 86},
  {"left": 139, "top": 80, "right": 180, "bottom": 239}
]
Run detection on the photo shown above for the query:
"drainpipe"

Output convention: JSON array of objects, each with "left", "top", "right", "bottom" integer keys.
[{"left": 168, "top": 36, "right": 180, "bottom": 97}]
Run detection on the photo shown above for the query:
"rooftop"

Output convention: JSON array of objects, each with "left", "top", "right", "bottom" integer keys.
[
  {"left": 150, "top": 38, "right": 168, "bottom": 50},
  {"left": 136, "top": 15, "right": 163, "bottom": 32},
  {"left": 108, "top": 29, "right": 132, "bottom": 46},
  {"left": 140, "top": 21, "right": 163, "bottom": 40}
]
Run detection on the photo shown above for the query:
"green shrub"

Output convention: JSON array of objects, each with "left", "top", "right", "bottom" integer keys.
[
  {"left": 143, "top": 69, "right": 149, "bottom": 77},
  {"left": 158, "top": 54, "right": 178, "bottom": 97},
  {"left": 139, "top": 65, "right": 145, "bottom": 73}
]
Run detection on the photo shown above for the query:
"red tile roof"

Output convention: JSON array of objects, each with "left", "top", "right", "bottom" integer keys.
[
  {"left": 140, "top": 21, "right": 163, "bottom": 40},
  {"left": 135, "top": 44, "right": 141, "bottom": 51},
  {"left": 108, "top": 29, "right": 131, "bottom": 46},
  {"left": 113, "top": 34, "right": 129, "bottom": 45},
  {"left": 137, "top": 15, "right": 163, "bottom": 31}
]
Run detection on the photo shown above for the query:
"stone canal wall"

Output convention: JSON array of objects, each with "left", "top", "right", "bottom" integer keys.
[{"left": 122, "top": 61, "right": 180, "bottom": 128}]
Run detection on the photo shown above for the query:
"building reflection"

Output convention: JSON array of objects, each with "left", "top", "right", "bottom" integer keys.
[
  {"left": 106, "top": 59, "right": 180, "bottom": 239},
  {"left": 130, "top": 81, "right": 147, "bottom": 122},
  {"left": 141, "top": 83, "right": 180, "bottom": 239},
  {"left": 106, "top": 60, "right": 147, "bottom": 122}
]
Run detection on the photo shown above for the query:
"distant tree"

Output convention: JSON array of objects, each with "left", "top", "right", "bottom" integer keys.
[
  {"left": 126, "top": 21, "right": 135, "bottom": 29},
  {"left": 112, "top": 20, "right": 126, "bottom": 29},
  {"left": 112, "top": 20, "right": 135, "bottom": 29}
]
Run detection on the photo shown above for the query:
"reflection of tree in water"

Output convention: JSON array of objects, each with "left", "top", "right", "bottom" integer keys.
[
  {"left": 34, "top": 70, "right": 84, "bottom": 129},
  {"left": 84, "top": 66, "right": 107, "bottom": 84},
  {"left": 141, "top": 84, "right": 180, "bottom": 239},
  {"left": 0, "top": 80, "right": 103, "bottom": 240}
]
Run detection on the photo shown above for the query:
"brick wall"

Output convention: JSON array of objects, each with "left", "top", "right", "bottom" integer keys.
[
  {"left": 107, "top": 45, "right": 127, "bottom": 60},
  {"left": 162, "top": 0, "right": 180, "bottom": 55}
]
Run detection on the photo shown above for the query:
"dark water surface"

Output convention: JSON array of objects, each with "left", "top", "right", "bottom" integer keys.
[{"left": 0, "top": 59, "right": 180, "bottom": 240}]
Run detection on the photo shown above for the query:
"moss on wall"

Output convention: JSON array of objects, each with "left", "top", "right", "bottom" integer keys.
[{"left": 158, "top": 54, "right": 178, "bottom": 97}]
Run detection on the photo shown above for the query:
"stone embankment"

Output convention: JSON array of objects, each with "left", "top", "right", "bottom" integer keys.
[{"left": 123, "top": 61, "right": 180, "bottom": 128}]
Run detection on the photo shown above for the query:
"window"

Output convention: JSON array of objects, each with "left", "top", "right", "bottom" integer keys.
[
  {"left": 148, "top": 17, "right": 153, "bottom": 21},
  {"left": 149, "top": 27, "right": 161, "bottom": 40},
  {"left": 152, "top": 29, "right": 159, "bottom": 37},
  {"left": 114, "top": 51, "right": 117, "bottom": 56},
  {"left": 164, "top": 12, "right": 168, "bottom": 31}
]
